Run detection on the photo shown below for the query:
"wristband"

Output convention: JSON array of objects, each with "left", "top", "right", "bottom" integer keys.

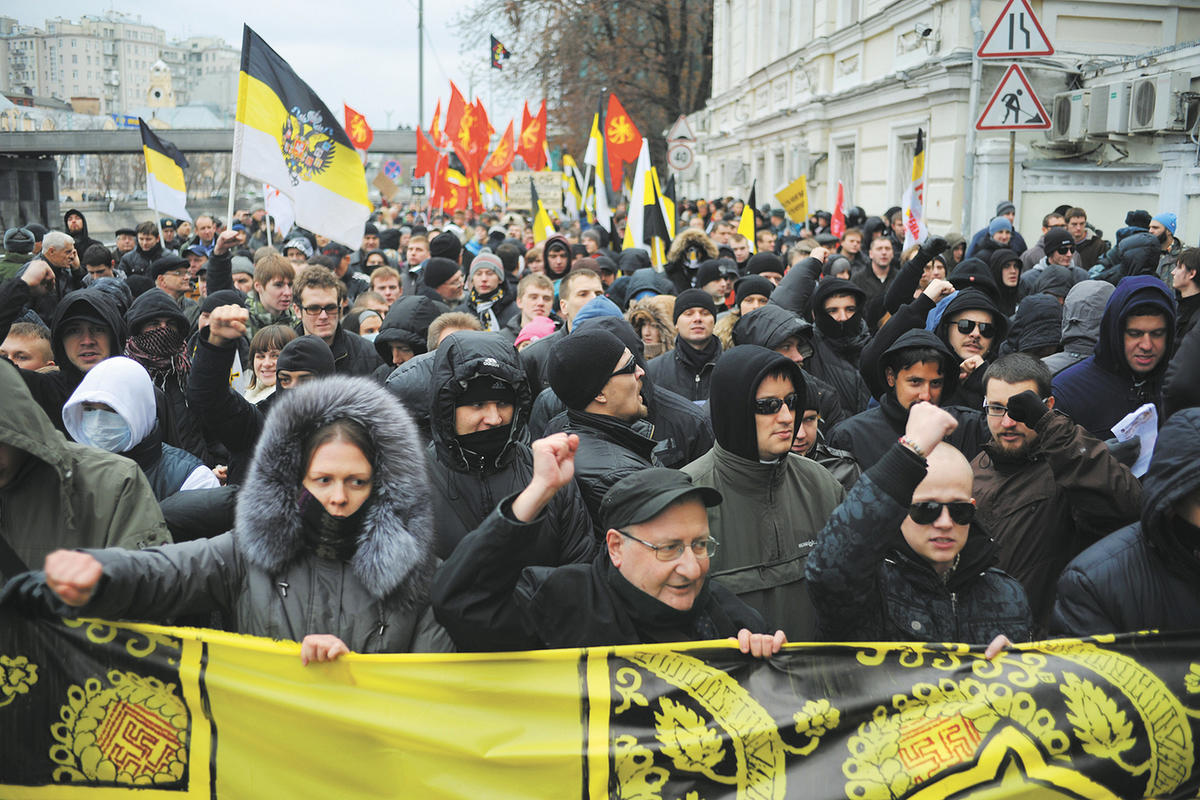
[{"left": 898, "top": 435, "right": 926, "bottom": 459}]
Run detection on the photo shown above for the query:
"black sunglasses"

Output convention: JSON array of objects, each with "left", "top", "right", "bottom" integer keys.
[
  {"left": 753, "top": 392, "right": 798, "bottom": 415},
  {"left": 953, "top": 319, "right": 996, "bottom": 338},
  {"left": 908, "top": 501, "right": 975, "bottom": 525},
  {"left": 610, "top": 358, "right": 638, "bottom": 378},
  {"left": 1054, "top": 244, "right": 1076, "bottom": 254}
]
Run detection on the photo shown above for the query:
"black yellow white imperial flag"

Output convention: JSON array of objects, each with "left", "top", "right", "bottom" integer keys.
[
  {"left": 139, "top": 119, "right": 191, "bottom": 223},
  {"left": 233, "top": 25, "right": 370, "bottom": 248}
]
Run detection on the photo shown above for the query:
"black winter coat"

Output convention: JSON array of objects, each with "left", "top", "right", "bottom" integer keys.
[
  {"left": 644, "top": 337, "right": 722, "bottom": 402},
  {"left": 558, "top": 409, "right": 661, "bottom": 528},
  {"left": 1050, "top": 408, "right": 1200, "bottom": 636},
  {"left": 120, "top": 242, "right": 164, "bottom": 277},
  {"left": 425, "top": 332, "right": 594, "bottom": 565},
  {"left": 806, "top": 443, "right": 1032, "bottom": 644}
]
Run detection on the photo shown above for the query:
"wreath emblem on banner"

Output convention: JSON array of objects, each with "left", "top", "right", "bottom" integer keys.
[
  {"left": 49, "top": 670, "right": 188, "bottom": 786},
  {"left": 281, "top": 107, "right": 335, "bottom": 186}
]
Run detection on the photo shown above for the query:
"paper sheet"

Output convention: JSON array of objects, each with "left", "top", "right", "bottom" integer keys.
[{"left": 1111, "top": 402, "right": 1158, "bottom": 477}]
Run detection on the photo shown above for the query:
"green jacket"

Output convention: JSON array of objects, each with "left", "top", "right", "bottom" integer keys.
[
  {"left": 0, "top": 251, "right": 32, "bottom": 282},
  {"left": 0, "top": 361, "right": 170, "bottom": 576},
  {"left": 245, "top": 291, "right": 296, "bottom": 337},
  {"left": 682, "top": 442, "right": 845, "bottom": 641}
]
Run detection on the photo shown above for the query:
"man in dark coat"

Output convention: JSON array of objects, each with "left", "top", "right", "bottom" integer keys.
[
  {"left": 119, "top": 221, "right": 164, "bottom": 277},
  {"left": 63, "top": 208, "right": 104, "bottom": 259},
  {"left": 805, "top": 278, "right": 873, "bottom": 415},
  {"left": 433, "top": 440, "right": 785, "bottom": 656},
  {"left": 425, "top": 330, "right": 593, "bottom": 570},
  {"left": 971, "top": 353, "right": 1142, "bottom": 630},
  {"left": 1052, "top": 275, "right": 1176, "bottom": 439},
  {"left": 644, "top": 289, "right": 723, "bottom": 402},
  {"left": 519, "top": 269, "right": 604, "bottom": 393},
  {"left": 1042, "top": 280, "right": 1114, "bottom": 376},
  {"left": 808, "top": 402, "right": 1032, "bottom": 648},
  {"left": 292, "top": 265, "right": 382, "bottom": 377},
  {"left": 1051, "top": 407, "right": 1200, "bottom": 636},
  {"left": 371, "top": 295, "right": 439, "bottom": 382}
]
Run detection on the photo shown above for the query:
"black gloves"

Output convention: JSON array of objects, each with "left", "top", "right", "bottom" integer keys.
[
  {"left": 1004, "top": 390, "right": 1052, "bottom": 428},
  {"left": 919, "top": 236, "right": 949, "bottom": 259}
]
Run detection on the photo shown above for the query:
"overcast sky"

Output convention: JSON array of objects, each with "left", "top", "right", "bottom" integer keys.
[{"left": 11, "top": 1, "right": 530, "bottom": 130}]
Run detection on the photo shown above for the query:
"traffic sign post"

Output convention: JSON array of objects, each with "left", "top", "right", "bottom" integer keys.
[
  {"left": 976, "top": 63, "right": 1051, "bottom": 131},
  {"left": 978, "top": 0, "right": 1054, "bottom": 58},
  {"left": 667, "top": 142, "right": 694, "bottom": 171}
]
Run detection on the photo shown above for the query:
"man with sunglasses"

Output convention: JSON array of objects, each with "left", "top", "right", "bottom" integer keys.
[
  {"left": 1020, "top": 227, "right": 1090, "bottom": 301},
  {"left": 808, "top": 401, "right": 1031, "bottom": 652},
  {"left": 682, "top": 346, "right": 845, "bottom": 640},
  {"left": 434, "top": 434, "right": 787, "bottom": 656},
  {"left": 292, "top": 265, "right": 381, "bottom": 377},
  {"left": 970, "top": 354, "right": 1141, "bottom": 632}
]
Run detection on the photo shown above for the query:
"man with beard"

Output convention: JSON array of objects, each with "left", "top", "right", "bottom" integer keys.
[
  {"left": 63, "top": 209, "right": 104, "bottom": 258},
  {"left": 970, "top": 354, "right": 1141, "bottom": 631}
]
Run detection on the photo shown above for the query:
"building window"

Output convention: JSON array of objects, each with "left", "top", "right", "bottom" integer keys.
[
  {"left": 836, "top": 144, "right": 855, "bottom": 207},
  {"left": 895, "top": 135, "right": 918, "bottom": 204}
]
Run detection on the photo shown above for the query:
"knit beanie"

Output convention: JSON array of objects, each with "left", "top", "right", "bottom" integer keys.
[
  {"left": 746, "top": 252, "right": 785, "bottom": 276},
  {"left": 456, "top": 374, "right": 517, "bottom": 406},
  {"left": 429, "top": 231, "right": 462, "bottom": 262},
  {"left": 695, "top": 259, "right": 723, "bottom": 286},
  {"left": 3, "top": 227, "right": 34, "bottom": 255},
  {"left": 514, "top": 315, "right": 557, "bottom": 349},
  {"left": 423, "top": 257, "right": 461, "bottom": 288},
  {"left": 988, "top": 217, "right": 1013, "bottom": 234},
  {"left": 467, "top": 253, "right": 504, "bottom": 283},
  {"left": 548, "top": 327, "right": 627, "bottom": 410},
  {"left": 734, "top": 275, "right": 775, "bottom": 306},
  {"left": 276, "top": 334, "right": 335, "bottom": 376},
  {"left": 673, "top": 288, "right": 717, "bottom": 323},
  {"left": 199, "top": 289, "right": 244, "bottom": 315},
  {"left": 1153, "top": 212, "right": 1177, "bottom": 235}
]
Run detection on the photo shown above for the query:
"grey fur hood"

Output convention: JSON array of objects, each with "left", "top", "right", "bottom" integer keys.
[{"left": 234, "top": 375, "right": 435, "bottom": 601}]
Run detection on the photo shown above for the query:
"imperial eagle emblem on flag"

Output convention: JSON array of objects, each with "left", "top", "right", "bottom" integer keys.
[{"left": 281, "top": 107, "right": 335, "bottom": 185}]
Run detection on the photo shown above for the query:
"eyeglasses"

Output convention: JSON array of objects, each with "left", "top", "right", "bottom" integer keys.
[
  {"left": 753, "top": 392, "right": 798, "bottom": 415},
  {"left": 982, "top": 398, "right": 1049, "bottom": 417},
  {"left": 301, "top": 304, "right": 339, "bottom": 317},
  {"left": 1054, "top": 244, "right": 1076, "bottom": 254},
  {"left": 953, "top": 319, "right": 996, "bottom": 338},
  {"left": 163, "top": 269, "right": 190, "bottom": 278},
  {"left": 907, "top": 501, "right": 975, "bottom": 525},
  {"left": 610, "top": 358, "right": 638, "bottom": 378},
  {"left": 617, "top": 529, "right": 719, "bottom": 561}
]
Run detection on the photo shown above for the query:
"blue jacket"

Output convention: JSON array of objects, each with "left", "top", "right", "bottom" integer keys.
[{"left": 1051, "top": 276, "right": 1177, "bottom": 439}]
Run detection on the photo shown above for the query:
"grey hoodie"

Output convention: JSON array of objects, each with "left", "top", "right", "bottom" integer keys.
[{"left": 1041, "top": 280, "right": 1115, "bottom": 376}]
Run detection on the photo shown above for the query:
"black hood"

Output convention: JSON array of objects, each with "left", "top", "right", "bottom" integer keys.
[
  {"left": 933, "top": 288, "right": 1009, "bottom": 358},
  {"left": 125, "top": 288, "right": 189, "bottom": 336},
  {"left": 862, "top": 217, "right": 888, "bottom": 244},
  {"left": 708, "top": 344, "right": 805, "bottom": 461},
  {"left": 373, "top": 295, "right": 440, "bottom": 362},
  {"left": 618, "top": 249, "right": 652, "bottom": 275},
  {"left": 625, "top": 267, "right": 673, "bottom": 303},
  {"left": 1006, "top": 293, "right": 1062, "bottom": 353},
  {"left": 732, "top": 304, "right": 813, "bottom": 351},
  {"left": 428, "top": 331, "right": 531, "bottom": 472},
  {"left": 542, "top": 234, "right": 573, "bottom": 279},
  {"left": 876, "top": 329, "right": 961, "bottom": 403},
  {"left": 1094, "top": 275, "right": 1176, "bottom": 379},
  {"left": 63, "top": 208, "right": 91, "bottom": 241},
  {"left": 949, "top": 258, "right": 1000, "bottom": 303},
  {"left": 1141, "top": 408, "right": 1200, "bottom": 575},
  {"left": 50, "top": 289, "right": 128, "bottom": 380},
  {"left": 810, "top": 277, "right": 867, "bottom": 340}
]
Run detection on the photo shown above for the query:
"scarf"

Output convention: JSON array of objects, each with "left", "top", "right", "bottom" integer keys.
[
  {"left": 470, "top": 283, "right": 508, "bottom": 332},
  {"left": 673, "top": 334, "right": 720, "bottom": 375},
  {"left": 297, "top": 489, "right": 371, "bottom": 562},
  {"left": 125, "top": 325, "right": 190, "bottom": 385},
  {"left": 454, "top": 425, "right": 513, "bottom": 470}
]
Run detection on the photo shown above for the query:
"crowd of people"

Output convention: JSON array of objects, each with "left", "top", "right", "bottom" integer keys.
[{"left": 1, "top": 195, "right": 1198, "bottom": 667}]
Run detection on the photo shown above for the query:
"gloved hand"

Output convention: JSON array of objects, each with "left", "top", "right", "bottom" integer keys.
[
  {"left": 1104, "top": 436, "right": 1141, "bottom": 467},
  {"left": 920, "top": 235, "right": 949, "bottom": 259},
  {"left": 1004, "top": 390, "right": 1052, "bottom": 427},
  {"left": 0, "top": 571, "right": 53, "bottom": 617}
]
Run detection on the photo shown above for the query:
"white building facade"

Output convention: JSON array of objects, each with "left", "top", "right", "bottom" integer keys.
[{"left": 678, "top": 0, "right": 1200, "bottom": 243}]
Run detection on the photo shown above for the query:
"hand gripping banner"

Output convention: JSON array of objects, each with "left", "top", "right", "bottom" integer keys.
[{"left": 1, "top": 609, "right": 1198, "bottom": 798}]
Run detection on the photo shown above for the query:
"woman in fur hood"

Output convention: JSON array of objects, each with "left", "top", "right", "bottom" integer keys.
[
  {"left": 626, "top": 296, "right": 676, "bottom": 360},
  {"left": 663, "top": 229, "right": 719, "bottom": 293},
  {"left": 24, "top": 375, "right": 452, "bottom": 662}
]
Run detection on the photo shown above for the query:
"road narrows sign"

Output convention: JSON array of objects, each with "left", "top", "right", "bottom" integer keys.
[{"left": 978, "top": 0, "right": 1054, "bottom": 58}]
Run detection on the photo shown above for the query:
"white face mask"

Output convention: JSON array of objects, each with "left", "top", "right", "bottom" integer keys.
[
  {"left": 80, "top": 408, "right": 132, "bottom": 452},
  {"left": 362, "top": 332, "right": 378, "bottom": 343}
]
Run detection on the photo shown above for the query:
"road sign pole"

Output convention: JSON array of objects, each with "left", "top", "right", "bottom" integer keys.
[{"left": 1008, "top": 131, "right": 1015, "bottom": 201}]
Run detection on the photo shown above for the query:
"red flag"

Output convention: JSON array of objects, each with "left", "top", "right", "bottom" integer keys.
[
  {"left": 518, "top": 99, "right": 547, "bottom": 171},
  {"left": 415, "top": 126, "right": 441, "bottom": 178},
  {"left": 481, "top": 120, "right": 515, "bottom": 182},
  {"left": 429, "top": 99, "right": 445, "bottom": 147},
  {"left": 831, "top": 181, "right": 845, "bottom": 239},
  {"left": 343, "top": 104, "right": 373, "bottom": 151},
  {"left": 445, "top": 82, "right": 467, "bottom": 153},
  {"left": 604, "top": 93, "right": 641, "bottom": 193}
]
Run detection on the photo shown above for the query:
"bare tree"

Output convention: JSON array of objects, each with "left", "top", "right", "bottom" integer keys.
[{"left": 457, "top": 0, "right": 712, "bottom": 171}]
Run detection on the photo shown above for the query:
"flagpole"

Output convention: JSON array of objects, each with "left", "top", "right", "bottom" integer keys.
[{"left": 225, "top": 169, "right": 237, "bottom": 240}]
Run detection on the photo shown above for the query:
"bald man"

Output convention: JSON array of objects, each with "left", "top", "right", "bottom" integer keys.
[{"left": 806, "top": 402, "right": 1031, "bottom": 652}]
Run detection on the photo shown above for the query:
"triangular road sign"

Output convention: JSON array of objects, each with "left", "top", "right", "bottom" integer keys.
[
  {"left": 666, "top": 115, "right": 696, "bottom": 142},
  {"left": 976, "top": 64, "right": 1051, "bottom": 130},
  {"left": 979, "top": 0, "right": 1054, "bottom": 58}
]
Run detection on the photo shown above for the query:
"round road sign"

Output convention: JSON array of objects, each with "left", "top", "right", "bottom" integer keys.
[{"left": 667, "top": 142, "right": 694, "bottom": 171}]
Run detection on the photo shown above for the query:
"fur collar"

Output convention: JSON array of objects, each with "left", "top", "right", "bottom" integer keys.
[{"left": 234, "top": 376, "right": 434, "bottom": 602}]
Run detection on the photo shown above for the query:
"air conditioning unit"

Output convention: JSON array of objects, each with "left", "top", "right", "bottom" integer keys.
[
  {"left": 1129, "top": 72, "right": 1191, "bottom": 133},
  {"left": 1087, "top": 82, "right": 1131, "bottom": 135},
  {"left": 1050, "top": 90, "right": 1089, "bottom": 143}
]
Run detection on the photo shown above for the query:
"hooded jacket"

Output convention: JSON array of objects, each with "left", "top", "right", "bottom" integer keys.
[
  {"left": 1018, "top": 256, "right": 1090, "bottom": 301},
  {"left": 63, "top": 209, "right": 104, "bottom": 260},
  {"left": 626, "top": 298, "right": 675, "bottom": 360},
  {"left": 541, "top": 234, "right": 573, "bottom": 281},
  {"left": 119, "top": 239, "right": 164, "bottom": 277},
  {"left": 928, "top": 288, "right": 1009, "bottom": 409},
  {"left": 806, "top": 441, "right": 1032, "bottom": 644},
  {"left": 62, "top": 356, "right": 215, "bottom": 501},
  {"left": 663, "top": 229, "right": 719, "bottom": 293},
  {"left": 372, "top": 295, "right": 439, "bottom": 382},
  {"left": 34, "top": 376, "right": 452, "bottom": 653},
  {"left": 732, "top": 305, "right": 848, "bottom": 428},
  {"left": 426, "top": 332, "right": 593, "bottom": 568},
  {"left": 971, "top": 407, "right": 1142, "bottom": 631},
  {"left": 1042, "top": 280, "right": 1114, "bottom": 376},
  {"left": 0, "top": 281, "right": 127, "bottom": 435},
  {"left": 1092, "top": 231, "right": 1160, "bottom": 284},
  {"left": 829, "top": 329, "right": 988, "bottom": 470},
  {"left": 987, "top": 249, "right": 1022, "bottom": 317},
  {"left": 1001, "top": 293, "right": 1062, "bottom": 355},
  {"left": 1051, "top": 408, "right": 1200, "bottom": 636},
  {"left": 0, "top": 359, "right": 170, "bottom": 578},
  {"left": 1052, "top": 276, "right": 1176, "bottom": 439},
  {"left": 806, "top": 279, "right": 872, "bottom": 414},
  {"left": 682, "top": 346, "right": 845, "bottom": 640}
]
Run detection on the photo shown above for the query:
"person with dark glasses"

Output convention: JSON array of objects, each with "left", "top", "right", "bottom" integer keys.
[
  {"left": 808, "top": 401, "right": 1032, "bottom": 656},
  {"left": 1018, "top": 226, "right": 1091, "bottom": 302},
  {"left": 683, "top": 346, "right": 846, "bottom": 641}
]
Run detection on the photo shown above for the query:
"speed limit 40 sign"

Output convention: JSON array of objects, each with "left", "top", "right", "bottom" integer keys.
[{"left": 667, "top": 142, "right": 694, "bottom": 171}]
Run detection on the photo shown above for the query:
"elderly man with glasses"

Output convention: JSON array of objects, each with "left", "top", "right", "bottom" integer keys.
[
  {"left": 969, "top": 353, "right": 1141, "bottom": 634},
  {"left": 292, "top": 265, "right": 381, "bottom": 377},
  {"left": 434, "top": 432, "right": 786, "bottom": 656},
  {"left": 682, "top": 345, "right": 845, "bottom": 641}
]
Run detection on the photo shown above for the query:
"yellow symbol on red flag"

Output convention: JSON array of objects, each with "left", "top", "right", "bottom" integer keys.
[{"left": 606, "top": 115, "right": 636, "bottom": 145}]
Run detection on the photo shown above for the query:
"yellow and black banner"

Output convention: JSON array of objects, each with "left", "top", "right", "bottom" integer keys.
[{"left": 1, "top": 609, "right": 1198, "bottom": 798}]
